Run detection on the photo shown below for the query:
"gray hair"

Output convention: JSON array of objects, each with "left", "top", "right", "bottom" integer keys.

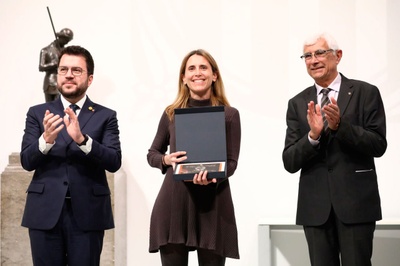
[{"left": 304, "top": 32, "right": 340, "bottom": 52}]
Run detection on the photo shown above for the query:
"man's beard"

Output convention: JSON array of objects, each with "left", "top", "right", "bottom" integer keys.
[{"left": 57, "top": 81, "right": 88, "bottom": 100}]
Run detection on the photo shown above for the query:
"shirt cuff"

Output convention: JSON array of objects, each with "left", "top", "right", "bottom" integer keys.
[
  {"left": 39, "top": 134, "right": 55, "bottom": 154},
  {"left": 308, "top": 133, "right": 321, "bottom": 146},
  {"left": 78, "top": 135, "right": 93, "bottom": 154}
]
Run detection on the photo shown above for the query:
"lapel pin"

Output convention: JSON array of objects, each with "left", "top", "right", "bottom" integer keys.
[{"left": 88, "top": 106, "right": 95, "bottom": 112}]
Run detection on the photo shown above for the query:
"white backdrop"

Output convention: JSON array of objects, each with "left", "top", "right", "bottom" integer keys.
[{"left": 1, "top": 0, "right": 399, "bottom": 265}]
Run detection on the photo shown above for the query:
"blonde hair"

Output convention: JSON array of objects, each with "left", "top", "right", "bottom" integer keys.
[{"left": 165, "top": 49, "right": 230, "bottom": 120}]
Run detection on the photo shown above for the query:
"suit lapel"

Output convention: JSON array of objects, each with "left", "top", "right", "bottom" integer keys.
[
  {"left": 48, "top": 98, "right": 65, "bottom": 117},
  {"left": 78, "top": 97, "right": 96, "bottom": 132},
  {"left": 304, "top": 85, "right": 318, "bottom": 108},
  {"left": 337, "top": 74, "right": 353, "bottom": 117}
]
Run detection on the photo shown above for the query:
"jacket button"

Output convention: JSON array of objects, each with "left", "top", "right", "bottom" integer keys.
[{"left": 63, "top": 181, "right": 68, "bottom": 186}]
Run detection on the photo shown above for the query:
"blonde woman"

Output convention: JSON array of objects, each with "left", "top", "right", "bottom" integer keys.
[{"left": 147, "top": 49, "right": 241, "bottom": 266}]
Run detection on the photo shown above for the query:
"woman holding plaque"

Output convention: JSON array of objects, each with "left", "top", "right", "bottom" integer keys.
[{"left": 147, "top": 49, "right": 241, "bottom": 266}]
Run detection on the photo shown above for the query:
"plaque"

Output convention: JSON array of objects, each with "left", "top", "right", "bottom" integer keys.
[{"left": 173, "top": 106, "right": 226, "bottom": 180}]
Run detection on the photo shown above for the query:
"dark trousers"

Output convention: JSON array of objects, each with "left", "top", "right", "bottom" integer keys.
[
  {"left": 160, "top": 243, "right": 226, "bottom": 266},
  {"left": 303, "top": 208, "right": 376, "bottom": 266},
  {"left": 29, "top": 199, "right": 105, "bottom": 266}
]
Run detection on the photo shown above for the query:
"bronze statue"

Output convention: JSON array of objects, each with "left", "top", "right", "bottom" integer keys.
[{"left": 39, "top": 28, "right": 73, "bottom": 102}]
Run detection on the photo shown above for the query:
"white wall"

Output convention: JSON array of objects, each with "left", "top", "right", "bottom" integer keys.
[{"left": 1, "top": 0, "right": 399, "bottom": 265}]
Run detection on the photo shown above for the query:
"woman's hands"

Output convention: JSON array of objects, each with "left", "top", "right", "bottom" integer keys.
[
  {"left": 192, "top": 170, "right": 217, "bottom": 185},
  {"left": 164, "top": 151, "right": 217, "bottom": 185},
  {"left": 163, "top": 151, "right": 187, "bottom": 169}
]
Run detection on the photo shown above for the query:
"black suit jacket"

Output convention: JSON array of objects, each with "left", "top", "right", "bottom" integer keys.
[
  {"left": 20, "top": 97, "right": 121, "bottom": 231},
  {"left": 282, "top": 74, "right": 387, "bottom": 226}
]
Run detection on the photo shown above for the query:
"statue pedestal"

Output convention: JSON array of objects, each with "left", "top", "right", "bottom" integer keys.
[{"left": 0, "top": 152, "right": 115, "bottom": 265}]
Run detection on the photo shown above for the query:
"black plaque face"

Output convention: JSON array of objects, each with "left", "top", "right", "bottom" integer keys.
[{"left": 173, "top": 106, "right": 226, "bottom": 180}]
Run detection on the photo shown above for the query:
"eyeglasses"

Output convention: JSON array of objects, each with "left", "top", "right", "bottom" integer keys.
[
  {"left": 300, "top": 49, "right": 334, "bottom": 61},
  {"left": 57, "top": 66, "right": 86, "bottom": 76}
]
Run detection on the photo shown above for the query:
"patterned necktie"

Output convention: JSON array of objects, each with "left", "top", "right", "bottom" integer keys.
[
  {"left": 320, "top": 88, "right": 331, "bottom": 133},
  {"left": 69, "top": 104, "right": 80, "bottom": 114}
]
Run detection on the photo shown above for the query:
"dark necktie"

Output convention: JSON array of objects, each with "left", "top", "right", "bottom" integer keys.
[
  {"left": 320, "top": 88, "right": 331, "bottom": 133},
  {"left": 69, "top": 104, "right": 80, "bottom": 114}
]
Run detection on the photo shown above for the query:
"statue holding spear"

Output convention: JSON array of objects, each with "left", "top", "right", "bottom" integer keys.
[{"left": 39, "top": 7, "right": 73, "bottom": 102}]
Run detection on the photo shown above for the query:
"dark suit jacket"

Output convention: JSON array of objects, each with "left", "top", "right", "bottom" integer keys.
[
  {"left": 20, "top": 97, "right": 121, "bottom": 231},
  {"left": 282, "top": 74, "right": 387, "bottom": 226}
]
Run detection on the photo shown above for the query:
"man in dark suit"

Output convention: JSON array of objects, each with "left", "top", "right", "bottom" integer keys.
[
  {"left": 282, "top": 33, "right": 387, "bottom": 266},
  {"left": 21, "top": 45, "right": 121, "bottom": 265}
]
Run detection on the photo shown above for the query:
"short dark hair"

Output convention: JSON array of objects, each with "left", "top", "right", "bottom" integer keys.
[{"left": 59, "top": 45, "right": 95, "bottom": 75}]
